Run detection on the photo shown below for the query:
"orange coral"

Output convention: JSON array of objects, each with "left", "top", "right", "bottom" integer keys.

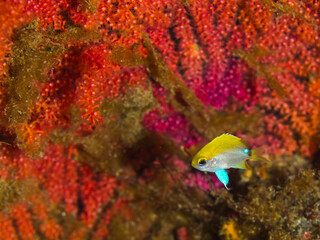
[
  {"left": 40, "top": 220, "right": 63, "bottom": 240},
  {"left": 11, "top": 205, "right": 35, "bottom": 240},
  {"left": 0, "top": 143, "right": 122, "bottom": 239},
  {"left": 0, "top": 1, "right": 32, "bottom": 75}
]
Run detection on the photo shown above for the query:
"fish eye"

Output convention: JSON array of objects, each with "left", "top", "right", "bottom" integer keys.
[{"left": 198, "top": 158, "right": 207, "bottom": 166}]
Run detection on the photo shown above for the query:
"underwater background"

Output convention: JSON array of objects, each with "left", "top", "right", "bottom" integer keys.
[{"left": 0, "top": 0, "right": 320, "bottom": 239}]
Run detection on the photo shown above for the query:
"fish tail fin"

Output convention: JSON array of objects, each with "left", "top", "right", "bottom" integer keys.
[
  {"left": 249, "top": 148, "right": 271, "bottom": 164},
  {"left": 234, "top": 160, "right": 250, "bottom": 169}
]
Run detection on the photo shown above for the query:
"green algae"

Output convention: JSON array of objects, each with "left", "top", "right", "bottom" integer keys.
[
  {"left": 228, "top": 170, "right": 320, "bottom": 239},
  {"left": 100, "top": 86, "right": 156, "bottom": 147},
  {"left": 4, "top": 21, "right": 64, "bottom": 124},
  {"left": 50, "top": 86, "right": 156, "bottom": 174},
  {"left": 97, "top": 148, "right": 320, "bottom": 240},
  {"left": 1, "top": 19, "right": 104, "bottom": 158},
  {"left": 261, "top": 0, "right": 317, "bottom": 29},
  {"left": 0, "top": 179, "right": 38, "bottom": 212},
  {"left": 3, "top": 20, "right": 102, "bottom": 125},
  {"left": 109, "top": 45, "right": 147, "bottom": 66},
  {"left": 107, "top": 166, "right": 215, "bottom": 240},
  {"left": 218, "top": 155, "right": 320, "bottom": 240}
]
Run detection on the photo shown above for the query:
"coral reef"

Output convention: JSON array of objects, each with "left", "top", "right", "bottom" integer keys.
[{"left": 1, "top": 0, "right": 320, "bottom": 239}]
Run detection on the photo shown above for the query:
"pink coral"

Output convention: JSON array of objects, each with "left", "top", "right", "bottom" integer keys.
[
  {"left": 144, "top": 109, "right": 201, "bottom": 148},
  {"left": 185, "top": 172, "right": 225, "bottom": 191},
  {"left": 195, "top": 58, "right": 259, "bottom": 110}
]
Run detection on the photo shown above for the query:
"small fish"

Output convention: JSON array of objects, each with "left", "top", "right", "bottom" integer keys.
[{"left": 191, "top": 133, "right": 265, "bottom": 190}]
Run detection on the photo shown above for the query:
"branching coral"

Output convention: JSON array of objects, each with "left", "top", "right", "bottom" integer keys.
[
  {"left": 1, "top": 0, "right": 320, "bottom": 239},
  {"left": 0, "top": 143, "right": 123, "bottom": 239}
]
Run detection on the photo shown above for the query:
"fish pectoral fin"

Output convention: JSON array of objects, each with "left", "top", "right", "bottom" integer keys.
[{"left": 233, "top": 160, "right": 249, "bottom": 169}]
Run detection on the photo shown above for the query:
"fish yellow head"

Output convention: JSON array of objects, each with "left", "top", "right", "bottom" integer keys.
[{"left": 191, "top": 150, "right": 214, "bottom": 172}]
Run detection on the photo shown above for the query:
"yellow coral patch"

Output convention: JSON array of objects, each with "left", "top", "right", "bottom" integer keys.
[
  {"left": 220, "top": 219, "right": 241, "bottom": 240},
  {"left": 240, "top": 168, "right": 253, "bottom": 183}
]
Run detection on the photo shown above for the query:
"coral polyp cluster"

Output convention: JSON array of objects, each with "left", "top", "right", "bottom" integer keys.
[{"left": 1, "top": 0, "right": 320, "bottom": 239}]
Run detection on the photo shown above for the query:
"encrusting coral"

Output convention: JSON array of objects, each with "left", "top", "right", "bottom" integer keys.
[{"left": 1, "top": 0, "right": 320, "bottom": 239}]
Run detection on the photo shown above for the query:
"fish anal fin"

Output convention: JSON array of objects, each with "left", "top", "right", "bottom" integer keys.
[{"left": 215, "top": 169, "right": 229, "bottom": 190}]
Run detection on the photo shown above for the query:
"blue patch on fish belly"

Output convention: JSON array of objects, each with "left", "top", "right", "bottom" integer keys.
[{"left": 215, "top": 169, "right": 229, "bottom": 190}]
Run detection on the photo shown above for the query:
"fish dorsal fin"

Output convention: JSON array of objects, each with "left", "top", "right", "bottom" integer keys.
[
  {"left": 198, "top": 133, "right": 247, "bottom": 160},
  {"left": 223, "top": 133, "right": 237, "bottom": 137},
  {"left": 210, "top": 133, "right": 244, "bottom": 153},
  {"left": 233, "top": 160, "right": 249, "bottom": 169}
]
